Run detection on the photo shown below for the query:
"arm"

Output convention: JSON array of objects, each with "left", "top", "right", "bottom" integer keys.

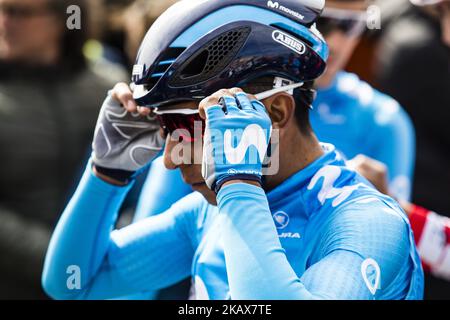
[
  {"left": 368, "top": 100, "right": 416, "bottom": 201},
  {"left": 408, "top": 205, "right": 450, "bottom": 281},
  {"left": 42, "top": 163, "right": 197, "bottom": 300},
  {"left": 217, "top": 183, "right": 413, "bottom": 300}
]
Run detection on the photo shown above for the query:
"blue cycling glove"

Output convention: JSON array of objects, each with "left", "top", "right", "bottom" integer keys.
[{"left": 202, "top": 93, "right": 272, "bottom": 193}]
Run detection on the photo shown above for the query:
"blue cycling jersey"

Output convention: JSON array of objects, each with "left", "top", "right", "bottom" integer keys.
[
  {"left": 311, "top": 72, "right": 415, "bottom": 201},
  {"left": 42, "top": 144, "right": 424, "bottom": 300},
  {"left": 136, "top": 72, "right": 415, "bottom": 223}
]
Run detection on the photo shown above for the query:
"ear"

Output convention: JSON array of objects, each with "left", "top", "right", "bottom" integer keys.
[{"left": 262, "top": 92, "right": 296, "bottom": 129}]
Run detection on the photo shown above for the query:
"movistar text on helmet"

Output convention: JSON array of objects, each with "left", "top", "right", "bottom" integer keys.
[
  {"left": 272, "top": 30, "right": 306, "bottom": 55},
  {"left": 267, "top": 1, "right": 305, "bottom": 20}
]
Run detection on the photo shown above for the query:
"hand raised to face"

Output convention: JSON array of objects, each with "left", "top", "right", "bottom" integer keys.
[{"left": 199, "top": 88, "right": 272, "bottom": 193}]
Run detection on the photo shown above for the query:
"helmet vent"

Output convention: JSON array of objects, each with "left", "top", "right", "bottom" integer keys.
[
  {"left": 170, "top": 26, "right": 251, "bottom": 87},
  {"left": 142, "top": 47, "right": 186, "bottom": 90}
]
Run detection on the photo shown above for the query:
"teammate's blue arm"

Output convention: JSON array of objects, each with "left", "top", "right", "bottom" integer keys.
[
  {"left": 217, "top": 183, "right": 413, "bottom": 300},
  {"left": 367, "top": 100, "right": 416, "bottom": 201},
  {"left": 42, "top": 163, "right": 197, "bottom": 300}
]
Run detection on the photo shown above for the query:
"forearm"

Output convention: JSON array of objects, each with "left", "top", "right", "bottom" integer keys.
[
  {"left": 217, "top": 183, "right": 313, "bottom": 300},
  {"left": 42, "top": 161, "right": 133, "bottom": 299}
]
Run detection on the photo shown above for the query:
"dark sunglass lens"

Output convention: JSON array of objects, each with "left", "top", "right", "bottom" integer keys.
[
  {"left": 317, "top": 16, "right": 359, "bottom": 35},
  {"left": 158, "top": 114, "right": 205, "bottom": 138},
  {"left": 316, "top": 17, "right": 336, "bottom": 35}
]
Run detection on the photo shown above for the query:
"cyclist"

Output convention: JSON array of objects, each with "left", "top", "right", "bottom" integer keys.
[
  {"left": 42, "top": 0, "right": 423, "bottom": 300},
  {"left": 135, "top": 0, "right": 415, "bottom": 225}
]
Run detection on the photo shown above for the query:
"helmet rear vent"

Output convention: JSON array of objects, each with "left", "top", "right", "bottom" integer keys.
[
  {"left": 142, "top": 47, "right": 186, "bottom": 90},
  {"left": 170, "top": 26, "right": 251, "bottom": 87}
]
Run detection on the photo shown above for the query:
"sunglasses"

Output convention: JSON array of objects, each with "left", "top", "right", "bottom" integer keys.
[
  {"left": 154, "top": 82, "right": 305, "bottom": 141},
  {"left": 156, "top": 109, "right": 204, "bottom": 142},
  {"left": 316, "top": 8, "right": 366, "bottom": 37}
]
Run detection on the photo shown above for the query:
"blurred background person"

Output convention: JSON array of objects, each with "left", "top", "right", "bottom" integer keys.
[
  {"left": 312, "top": 0, "right": 415, "bottom": 202},
  {"left": 122, "top": 0, "right": 179, "bottom": 65},
  {"left": 0, "top": 0, "right": 126, "bottom": 299},
  {"left": 374, "top": 0, "right": 450, "bottom": 299}
]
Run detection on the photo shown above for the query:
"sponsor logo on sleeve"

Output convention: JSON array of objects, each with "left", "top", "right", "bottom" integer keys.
[{"left": 361, "top": 258, "right": 381, "bottom": 296}]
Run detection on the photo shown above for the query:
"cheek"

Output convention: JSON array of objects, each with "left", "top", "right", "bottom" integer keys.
[
  {"left": 163, "top": 135, "right": 204, "bottom": 167},
  {"left": 326, "top": 32, "right": 357, "bottom": 62}
]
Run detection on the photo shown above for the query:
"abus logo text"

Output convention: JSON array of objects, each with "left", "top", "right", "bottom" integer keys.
[{"left": 272, "top": 30, "right": 306, "bottom": 55}]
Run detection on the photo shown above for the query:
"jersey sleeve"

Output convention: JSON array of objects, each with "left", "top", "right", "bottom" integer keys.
[
  {"left": 409, "top": 205, "right": 450, "bottom": 280},
  {"left": 42, "top": 162, "right": 201, "bottom": 300},
  {"left": 217, "top": 183, "right": 414, "bottom": 300},
  {"left": 304, "top": 199, "right": 414, "bottom": 299}
]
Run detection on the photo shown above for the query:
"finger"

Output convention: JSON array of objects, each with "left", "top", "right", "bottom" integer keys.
[
  {"left": 234, "top": 91, "right": 253, "bottom": 111},
  {"left": 205, "top": 104, "right": 225, "bottom": 120},
  {"left": 112, "top": 82, "right": 137, "bottom": 112},
  {"left": 199, "top": 96, "right": 221, "bottom": 120},
  {"left": 251, "top": 99, "right": 268, "bottom": 115},
  {"left": 137, "top": 106, "right": 151, "bottom": 116},
  {"left": 220, "top": 95, "right": 240, "bottom": 114}
]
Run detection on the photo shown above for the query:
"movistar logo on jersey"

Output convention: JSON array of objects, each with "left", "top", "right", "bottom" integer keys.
[
  {"left": 267, "top": 1, "right": 305, "bottom": 20},
  {"left": 272, "top": 30, "right": 306, "bottom": 55},
  {"left": 223, "top": 124, "right": 270, "bottom": 165},
  {"left": 307, "top": 165, "right": 365, "bottom": 207}
]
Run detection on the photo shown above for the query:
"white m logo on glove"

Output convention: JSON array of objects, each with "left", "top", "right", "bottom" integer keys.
[{"left": 224, "top": 124, "right": 271, "bottom": 165}]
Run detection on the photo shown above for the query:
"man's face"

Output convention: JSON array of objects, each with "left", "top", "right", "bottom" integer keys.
[
  {"left": 321, "top": 29, "right": 361, "bottom": 84},
  {"left": 158, "top": 96, "right": 276, "bottom": 206},
  {"left": 158, "top": 101, "right": 217, "bottom": 205},
  {"left": 315, "top": 1, "right": 367, "bottom": 86},
  {"left": 0, "top": 0, "right": 62, "bottom": 63}
]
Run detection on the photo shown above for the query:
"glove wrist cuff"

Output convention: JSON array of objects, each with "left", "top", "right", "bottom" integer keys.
[
  {"left": 94, "top": 165, "right": 135, "bottom": 184},
  {"left": 214, "top": 175, "right": 262, "bottom": 194}
]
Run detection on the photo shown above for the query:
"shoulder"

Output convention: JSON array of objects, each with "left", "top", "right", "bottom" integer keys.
[
  {"left": 171, "top": 191, "right": 210, "bottom": 222},
  {"left": 322, "top": 195, "right": 412, "bottom": 262},
  {"left": 170, "top": 192, "right": 217, "bottom": 240},
  {"left": 337, "top": 73, "right": 411, "bottom": 129}
]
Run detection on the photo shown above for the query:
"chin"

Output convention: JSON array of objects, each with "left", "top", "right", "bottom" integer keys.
[{"left": 193, "top": 184, "right": 217, "bottom": 206}]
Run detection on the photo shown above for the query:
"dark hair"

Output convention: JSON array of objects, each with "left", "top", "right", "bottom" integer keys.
[
  {"left": 242, "top": 77, "right": 314, "bottom": 135},
  {"left": 48, "top": 0, "right": 89, "bottom": 72}
]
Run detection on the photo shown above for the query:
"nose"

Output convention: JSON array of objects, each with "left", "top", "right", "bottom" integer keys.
[{"left": 163, "top": 133, "right": 203, "bottom": 169}]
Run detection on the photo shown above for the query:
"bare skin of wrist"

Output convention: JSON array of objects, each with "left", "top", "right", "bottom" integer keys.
[{"left": 93, "top": 165, "right": 128, "bottom": 187}]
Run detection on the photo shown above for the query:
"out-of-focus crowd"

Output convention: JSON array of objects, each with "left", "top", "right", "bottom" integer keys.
[{"left": 0, "top": 0, "right": 448, "bottom": 299}]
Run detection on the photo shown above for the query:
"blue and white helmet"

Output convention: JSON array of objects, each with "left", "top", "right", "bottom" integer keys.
[{"left": 132, "top": 0, "right": 329, "bottom": 109}]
